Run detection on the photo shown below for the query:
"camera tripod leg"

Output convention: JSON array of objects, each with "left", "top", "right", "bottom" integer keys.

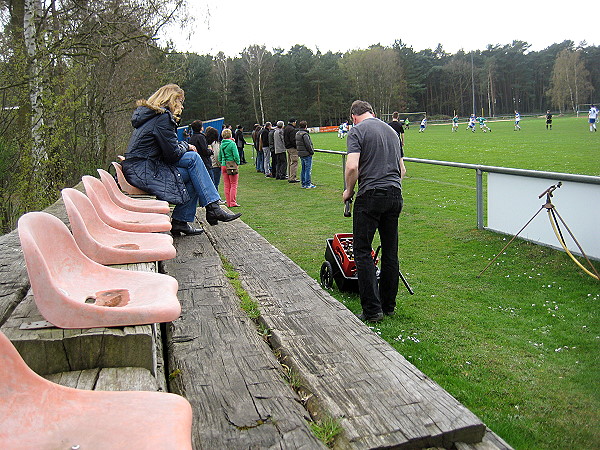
[
  {"left": 399, "top": 269, "right": 414, "bottom": 295},
  {"left": 548, "top": 207, "right": 600, "bottom": 280},
  {"left": 477, "top": 205, "right": 545, "bottom": 278}
]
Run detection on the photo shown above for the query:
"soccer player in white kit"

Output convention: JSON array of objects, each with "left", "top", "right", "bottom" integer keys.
[{"left": 589, "top": 105, "right": 598, "bottom": 132}]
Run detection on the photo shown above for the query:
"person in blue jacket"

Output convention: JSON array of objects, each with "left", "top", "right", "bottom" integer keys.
[{"left": 122, "top": 84, "right": 240, "bottom": 235}]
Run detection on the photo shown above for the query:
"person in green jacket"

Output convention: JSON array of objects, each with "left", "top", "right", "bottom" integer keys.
[{"left": 219, "top": 128, "right": 241, "bottom": 207}]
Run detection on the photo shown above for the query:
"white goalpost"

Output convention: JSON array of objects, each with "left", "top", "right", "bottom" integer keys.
[{"left": 576, "top": 104, "right": 596, "bottom": 117}]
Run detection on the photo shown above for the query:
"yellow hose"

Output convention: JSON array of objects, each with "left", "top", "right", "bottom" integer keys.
[{"left": 548, "top": 210, "right": 599, "bottom": 280}]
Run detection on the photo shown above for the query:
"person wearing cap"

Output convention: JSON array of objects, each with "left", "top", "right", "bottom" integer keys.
[
  {"left": 295, "top": 121, "right": 316, "bottom": 188},
  {"left": 283, "top": 118, "right": 299, "bottom": 183},
  {"left": 343, "top": 100, "right": 406, "bottom": 323}
]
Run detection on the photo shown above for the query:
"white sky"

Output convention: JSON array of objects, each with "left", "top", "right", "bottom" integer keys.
[{"left": 160, "top": 0, "right": 599, "bottom": 57}]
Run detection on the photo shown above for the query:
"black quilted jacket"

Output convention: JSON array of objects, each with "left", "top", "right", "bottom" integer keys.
[{"left": 122, "top": 105, "right": 190, "bottom": 205}]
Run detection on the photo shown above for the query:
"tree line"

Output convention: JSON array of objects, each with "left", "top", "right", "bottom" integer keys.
[
  {"left": 0, "top": 0, "right": 597, "bottom": 232},
  {"left": 177, "top": 40, "right": 598, "bottom": 129}
]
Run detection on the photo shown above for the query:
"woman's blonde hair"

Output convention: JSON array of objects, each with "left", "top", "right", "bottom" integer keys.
[
  {"left": 139, "top": 84, "right": 185, "bottom": 120},
  {"left": 222, "top": 128, "right": 232, "bottom": 139}
]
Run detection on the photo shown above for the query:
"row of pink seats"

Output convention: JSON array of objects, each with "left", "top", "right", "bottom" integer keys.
[
  {"left": 6, "top": 166, "right": 192, "bottom": 448},
  {"left": 18, "top": 168, "right": 180, "bottom": 329}
]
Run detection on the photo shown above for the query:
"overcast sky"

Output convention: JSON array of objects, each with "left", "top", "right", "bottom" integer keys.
[{"left": 160, "top": 0, "right": 598, "bottom": 57}]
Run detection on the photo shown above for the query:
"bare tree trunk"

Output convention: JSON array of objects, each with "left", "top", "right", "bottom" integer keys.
[
  {"left": 257, "top": 64, "right": 265, "bottom": 125},
  {"left": 24, "top": 0, "right": 46, "bottom": 162}
]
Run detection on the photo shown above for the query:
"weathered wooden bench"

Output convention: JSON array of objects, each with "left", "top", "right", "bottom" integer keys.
[
  {"left": 0, "top": 184, "right": 512, "bottom": 449},
  {"left": 165, "top": 218, "right": 513, "bottom": 449}
]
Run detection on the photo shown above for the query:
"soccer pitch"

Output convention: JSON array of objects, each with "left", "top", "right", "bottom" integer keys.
[
  {"left": 236, "top": 115, "right": 598, "bottom": 449},
  {"left": 313, "top": 115, "right": 599, "bottom": 176}
]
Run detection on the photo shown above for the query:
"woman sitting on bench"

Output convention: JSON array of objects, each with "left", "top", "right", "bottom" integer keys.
[{"left": 122, "top": 84, "right": 241, "bottom": 235}]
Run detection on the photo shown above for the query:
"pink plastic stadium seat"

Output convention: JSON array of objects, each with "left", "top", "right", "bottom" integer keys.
[
  {"left": 98, "top": 168, "right": 170, "bottom": 214},
  {"left": 82, "top": 176, "right": 171, "bottom": 233},
  {"left": 17, "top": 211, "right": 181, "bottom": 329},
  {"left": 0, "top": 332, "right": 192, "bottom": 449},
  {"left": 112, "top": 161, "right": 149, "bottom": 195},
  {"left": 62, "top": 188, "right": 176, "bottom": 265}
]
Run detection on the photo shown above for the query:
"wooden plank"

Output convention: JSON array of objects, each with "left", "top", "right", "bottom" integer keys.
[
  {"left": 45, "top": 368, "right": 100, "bottom": 389},
  {"left": 1, "top": 262, "right": 160, "bottom": 376},
  {"left": 45, "top": 367, "right": 160, "bottom": 392},
  {"left": 456, "top": 428, "right": 514, "bottom": 450},
  {"left": 205, "top": 218, "right": 488, "bottom": 449},
  {"left": 95, "top": 367, "right": 160, "bottom": 391},
  {"left": 1, "top": 293, "right": 158, "bottom": 375},
  {"left": 162, "top": 230, "right": 325, "bottom": 449},
  {"left": 0, "top": 230, "right": 29, "bottom": 327}
]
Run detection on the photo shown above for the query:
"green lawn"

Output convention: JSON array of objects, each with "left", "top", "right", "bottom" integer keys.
[{"left": 229, "top": 116, "right": 599, "bottom": 449}]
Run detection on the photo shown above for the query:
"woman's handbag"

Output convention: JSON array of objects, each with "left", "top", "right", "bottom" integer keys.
[{"left": 225, "top": 160, "right": 239, "bottom": 175}]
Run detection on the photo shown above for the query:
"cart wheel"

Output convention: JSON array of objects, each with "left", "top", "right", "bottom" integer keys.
[{"left": 320, "top": 261, "right": 334, "bottom": 289}]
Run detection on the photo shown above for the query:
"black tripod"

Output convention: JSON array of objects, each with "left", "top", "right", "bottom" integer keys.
[{"left": 478, "top": 182, "right": 599, "bottom": 280}]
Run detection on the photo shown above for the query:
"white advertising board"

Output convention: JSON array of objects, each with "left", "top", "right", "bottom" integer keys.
[{"left": 487, "top": 172, "right": 600, "bottom": 260}]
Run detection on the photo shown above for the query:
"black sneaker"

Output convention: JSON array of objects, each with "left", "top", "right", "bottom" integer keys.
[{"left": 356, "top": 313, "right": 384, "bottom": 323}]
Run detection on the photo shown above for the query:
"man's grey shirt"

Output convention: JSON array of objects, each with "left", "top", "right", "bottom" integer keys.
[{"left": 347, "top": 117, "right": 403, "bottom": 196}]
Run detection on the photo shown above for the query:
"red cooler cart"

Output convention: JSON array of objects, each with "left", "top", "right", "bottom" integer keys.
[
  {"left": 320, "top": 233, "right": 378, "bottom": 292},
  {"left": 320, "top": 233, "right": 414, "bottom": 294}
]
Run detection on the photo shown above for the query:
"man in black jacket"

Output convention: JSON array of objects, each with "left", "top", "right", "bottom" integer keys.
[
  {"left": 283, "top": 119, "right": 299, "bottom": 183},
  {"left": 234, "top": 125, "right": 246, "bottom": 164},
  {"left": 189, "top": 120, "right": 212, "bottom": 173}
]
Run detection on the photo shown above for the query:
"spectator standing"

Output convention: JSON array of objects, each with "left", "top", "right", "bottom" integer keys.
[
  {"left": 296, "top": 121, "right": 316, "bottom": 188},
  {"left": 219, "top": 128, "right": 241, "bottom": 207},
  {"left": 205, "top": 126, "right": 221, "bottom": 189},
  {"left": 387, "top": 111, "right": 405, "bottom": 149},
  {"left": 122, "top": 84, "right": 240, "bottom": 235},
  {"left": 284, "top": 119, "right": 300, "bottom": 183},
  {"left": 234, "top": 125, "right": 247, "bottom": 163},
  {"left": 268, "top": 124, "right": 276, "bottom": 177},
  {"left": 343, "top": 100, "right": 406, "bottom": 323},
  {"left": 273, "top": 121, "right": 287, "bottom": 179},
  {"left": 252, "top": 124, "right": 264, "bottom": 172},
  {"left": 188, "top": 120, "right": 213, "bottom": 180},
  {"left": 260, "top": 122, "right": 273, "bottom": 177},
  {"left": 220, "top": 124, "right": 233, "bottom": 140}
]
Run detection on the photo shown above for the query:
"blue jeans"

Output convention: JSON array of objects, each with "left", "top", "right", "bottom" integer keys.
[
  {"left": 211, "top": 167, "right": 221, "bottom": 190},
  {"left": 353, "top": 187, "right": 403, "bottom": 317},
  {"left": 173, "top": 152, "right": 220, "bottom": 222},
  {"left": 300, "top": 156, "right": 313, "bottom": 187},
  {"left": 255, "top": 150, "right": 264, "bottom": 172},
  {"left": 263, "top": 147, "right": 271, "bottom": 175}
]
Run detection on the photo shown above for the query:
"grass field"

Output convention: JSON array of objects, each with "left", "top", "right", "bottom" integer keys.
[{"left": 227, "top": 116, "right": 599, "bottom": 449}]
